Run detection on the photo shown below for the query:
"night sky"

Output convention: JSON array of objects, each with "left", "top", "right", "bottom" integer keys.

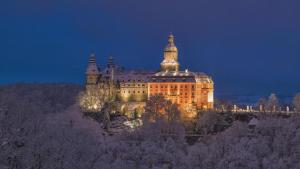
[{"left": 1, "top": 0, "right": 300, "bottom": 96}]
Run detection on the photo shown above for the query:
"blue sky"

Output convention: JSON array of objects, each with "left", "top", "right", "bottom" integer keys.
[{"left": 1, "top": 0, "right": 300, "bottom": 95}]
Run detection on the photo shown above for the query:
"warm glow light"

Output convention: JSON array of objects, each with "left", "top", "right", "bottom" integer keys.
[{"left": 208, "top": 91, "right": 214, "bottom": 103}]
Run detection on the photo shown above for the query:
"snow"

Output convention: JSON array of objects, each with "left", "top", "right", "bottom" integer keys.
[{"left": 1, "top": 84, "right": 300, "bottom": 169}]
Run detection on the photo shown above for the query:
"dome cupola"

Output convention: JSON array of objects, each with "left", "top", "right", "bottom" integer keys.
[{"left": 160, "top": 33, "right": 180, "bottom": 71}]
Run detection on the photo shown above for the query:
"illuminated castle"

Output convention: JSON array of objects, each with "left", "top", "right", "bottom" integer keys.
[{"left": 85, "top": 34, "right": 214, "bottom": 117}]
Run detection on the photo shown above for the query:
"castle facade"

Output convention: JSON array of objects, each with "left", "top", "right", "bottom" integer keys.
[{"left": 85, "top": 34, "right": 214, "bottom": 117}]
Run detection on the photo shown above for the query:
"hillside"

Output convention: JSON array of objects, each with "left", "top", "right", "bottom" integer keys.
[{"left": 0, "top": 84, "right": 300, "bottom": 169}]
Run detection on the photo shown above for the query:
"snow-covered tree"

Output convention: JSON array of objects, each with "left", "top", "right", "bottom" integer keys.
[
  {"left": 2, "top": 84, "right": 300, "bottom": 169},
  {"left": 144, "top": 94, "right": 167, "bottom": 121},
  {"left": 78, "top": 84, "right": 110, "bottom": 112},
  {"left": 196, "top": 111, "right": 219, "bottom": 134}
]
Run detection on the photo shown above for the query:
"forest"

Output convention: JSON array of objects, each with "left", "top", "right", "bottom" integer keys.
[{"left": 1, "top": 84, "right": 300, "bottom": 169}]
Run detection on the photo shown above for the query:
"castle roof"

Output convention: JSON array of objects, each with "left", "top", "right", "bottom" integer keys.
[
  {"left": 115, "top": 70, "right": 154, "bottom": 83},
  {"left": 151, "top": 70, "right": 213, "bottom": 83}
]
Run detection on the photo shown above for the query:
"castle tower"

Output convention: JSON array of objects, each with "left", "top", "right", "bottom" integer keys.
[
  {"left": 107, "top": 56, "right": 115, "bottom": 69},
  {"left": 86, "top": 53, "right": 100, "bottom": 85},
  {"left": 160, "top": 34, "right": 180, "bottom": 71}
]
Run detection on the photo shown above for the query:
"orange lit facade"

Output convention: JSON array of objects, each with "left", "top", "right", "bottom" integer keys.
[
  {"left": 148, "top": 72, "right": 214, "bottom": 110},
  {"left": 148, "top": 34, "right": 214, "bottom": 110}
]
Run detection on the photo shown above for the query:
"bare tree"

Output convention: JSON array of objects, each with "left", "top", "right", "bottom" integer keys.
[
  {"left": 293, "top": 93, "right": 300, "bottom": 112},
  {"left": 257, "top": 97, "right": 267, "bottom": 112},
  {"left": 164, "top": 101, "right": 180, "bottom": 123},
  {"left": 266, "top": 93, "right": 279, "bottom": 112},
  {"left": 144, "top": 94, "right": 167, "bottom": 122},
  {"left": 214, "top": 99, "right": 233, "bottom": 112}
]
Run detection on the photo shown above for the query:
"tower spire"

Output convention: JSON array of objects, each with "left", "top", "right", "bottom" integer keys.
[
  {"left": 86, "top": 53, "right": 100, "bottom": 85},
  {"left": 89, "top": 53, "right": 96, "bottom": 63},
  {"left": 86, "top": 53, "right": 100, "bottom": 75},
  {"left": 107, "top": 55, "right": 115, "bottom": 68},
  {"left": 168, "top": 33, "right": 175, "bottom": 45}
]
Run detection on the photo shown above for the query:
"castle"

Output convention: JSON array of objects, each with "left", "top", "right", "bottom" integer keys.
[{"left": 85, "top": 34, "right": 214, "bottom": 118}]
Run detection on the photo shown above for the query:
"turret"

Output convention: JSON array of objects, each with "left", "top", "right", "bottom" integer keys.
[
  {"left": 107, "top": 56, "right": 115, "bottom": 68},
  {"left": 160, "top": 33, "right": 180, "bottom": 71},
  {"left": 86, "top": 53, "right": 100, "bottom": 85}
]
